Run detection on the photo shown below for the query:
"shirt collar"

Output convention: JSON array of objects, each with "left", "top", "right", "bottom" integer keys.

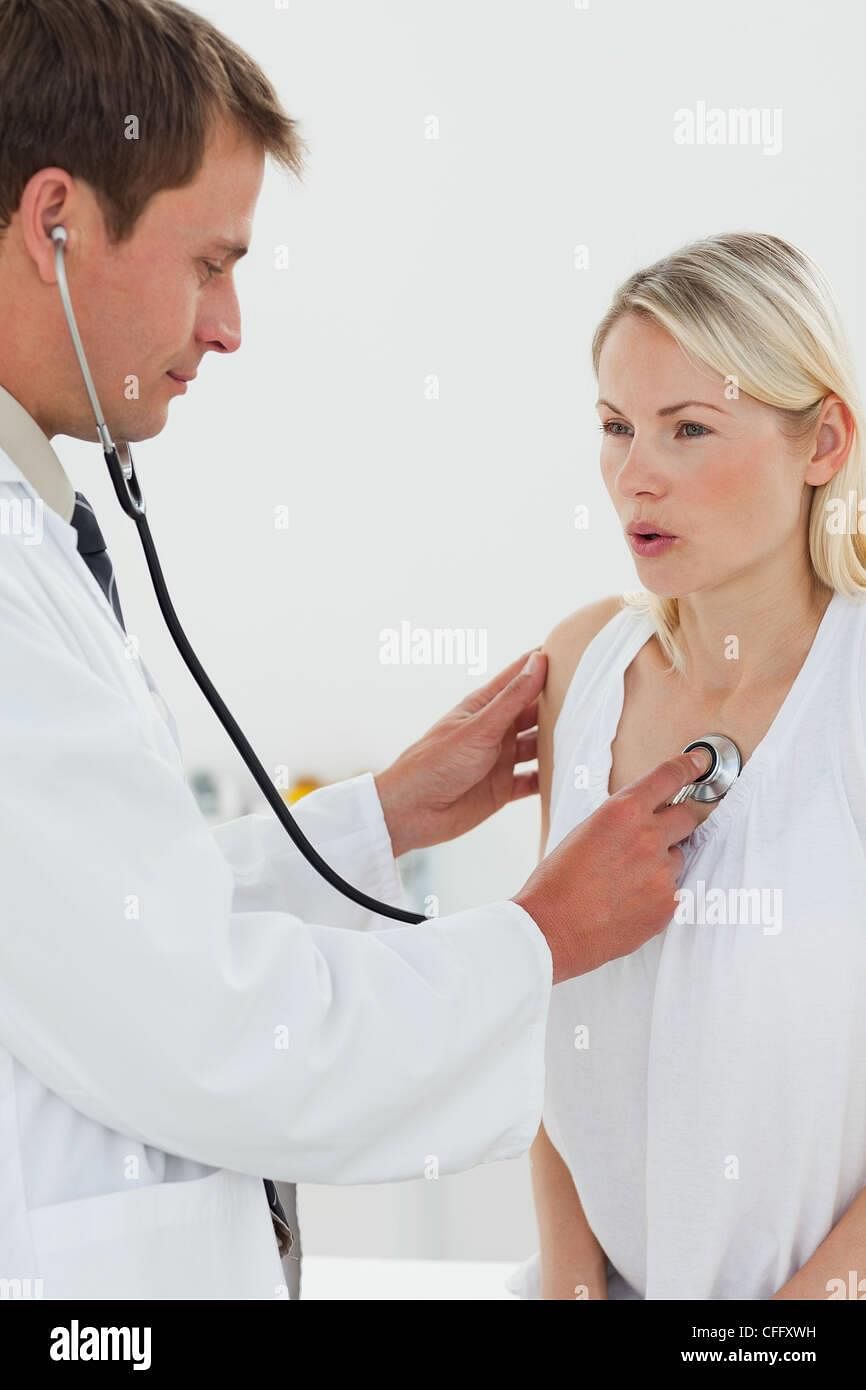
[{"left": 0, "top": 381, "right": 76, "bottom": 523}]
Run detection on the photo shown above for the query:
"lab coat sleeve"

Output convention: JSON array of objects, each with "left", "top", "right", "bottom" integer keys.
[
  {"left": 211, "top": 772, "right": 411, "bottom": 930},
  {"left": 0, "top": 573, "right": 552, "bottom": 1185}
]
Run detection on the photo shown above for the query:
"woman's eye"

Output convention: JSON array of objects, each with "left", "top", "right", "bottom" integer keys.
[{"left": 597, "top": 420, "right": 711, "bottom": 439}]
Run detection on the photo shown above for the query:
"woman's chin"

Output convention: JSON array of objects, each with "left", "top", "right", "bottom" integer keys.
[
  {"left": 633, "top": 559, "right": 691, "bottom": 598},
  {"left": 636, "top": 572, "right": 701, "bottom": 600}
]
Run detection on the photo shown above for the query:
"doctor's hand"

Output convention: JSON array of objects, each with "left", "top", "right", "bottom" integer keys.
[
  {"left": 513, "top": 748, "right": 712, "bottom": 984},
  {"left": 373, "top": 648, "right": 548, "bottom": 858}
]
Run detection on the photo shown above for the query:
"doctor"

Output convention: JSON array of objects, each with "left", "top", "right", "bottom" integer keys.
[{"left": 0, "top": 0, "right": 709, "bottom": 1301}]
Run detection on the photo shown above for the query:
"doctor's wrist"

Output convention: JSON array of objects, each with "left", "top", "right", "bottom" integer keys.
[{"left": 373, "top": 766, "right": 413, "bottom": 860}]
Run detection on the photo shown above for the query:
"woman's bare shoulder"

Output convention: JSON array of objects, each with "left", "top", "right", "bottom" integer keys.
[
  {"left": 540, "top": 595, "right": 626, "bottom": 723},
  {"left": 535, "top": 595, "right": 625, "bottom": 853}
]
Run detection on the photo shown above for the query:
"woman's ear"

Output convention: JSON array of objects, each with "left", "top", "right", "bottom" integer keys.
[{"left": 805, "top": 394, "right": 855, "bottom": 487}]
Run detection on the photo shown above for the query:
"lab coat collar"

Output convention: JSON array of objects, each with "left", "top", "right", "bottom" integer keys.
[{"left": 0, "top": 380, "right": 76, "bottom": 523}]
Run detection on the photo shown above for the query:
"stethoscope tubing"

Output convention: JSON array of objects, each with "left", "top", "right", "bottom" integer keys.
[{"left": 51, "top": 226, "right": 425, "bottom": 925}]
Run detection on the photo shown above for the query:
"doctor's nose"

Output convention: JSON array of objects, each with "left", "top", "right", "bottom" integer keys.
[
  {"left": 198, "top": 320, "right": 242, "bottom": 356},
  {"left": 197, "top": 290, "right": 242, "bottom": 356}
]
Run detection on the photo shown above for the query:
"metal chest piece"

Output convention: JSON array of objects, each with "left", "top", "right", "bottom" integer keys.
[{"left": 669, "top": 733, "right": 742, "bottom": 805}]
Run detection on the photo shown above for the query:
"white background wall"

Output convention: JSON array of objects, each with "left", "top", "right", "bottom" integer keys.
[{"left": 57, "top": 0, "right": 866, "bottom": 1270}]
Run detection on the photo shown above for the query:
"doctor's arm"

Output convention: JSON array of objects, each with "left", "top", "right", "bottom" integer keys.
[
  {"left": 0, "top": 575, "right": 551, "bottom": 1185},
  {"left": 211, "top": 771, "right": 411, "bottom": 931}
]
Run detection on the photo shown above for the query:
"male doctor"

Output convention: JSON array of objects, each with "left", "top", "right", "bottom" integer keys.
[{"left": 0, "top": 0, "right": 708, "bottom": 1300}]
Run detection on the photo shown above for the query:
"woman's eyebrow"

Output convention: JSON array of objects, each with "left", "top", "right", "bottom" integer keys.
[{"left": 596, "top": 397, "right": 729, "bottom": 416}]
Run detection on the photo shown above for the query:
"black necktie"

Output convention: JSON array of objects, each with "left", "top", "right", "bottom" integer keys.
[
  {"left": 69, "top": 490, "right": 294, "bottom": 1262},
  {"left": 70, "top": 492, "right": 126, "bottom": 631}
]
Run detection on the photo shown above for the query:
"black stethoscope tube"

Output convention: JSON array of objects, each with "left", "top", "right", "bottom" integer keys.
[{"left": 52, "top": 224, "right": 425, "bottom": 925}]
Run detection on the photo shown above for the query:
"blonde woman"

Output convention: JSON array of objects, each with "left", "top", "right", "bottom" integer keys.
[{"left": 508, "top": 232, "right": 866, "bottom": 1301}]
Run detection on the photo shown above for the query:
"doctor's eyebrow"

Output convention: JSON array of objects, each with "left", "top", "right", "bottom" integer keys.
[
  {"left": 206, "top": 240, "right": 249, "bottom": 262},
  {"left": 596, "top": 397, "right": 730, "bottom": 416}
]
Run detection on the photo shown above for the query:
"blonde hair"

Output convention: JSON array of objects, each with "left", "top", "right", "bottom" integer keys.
[{"left": 591, "top": 231, "right": 866, "bottom": 673}]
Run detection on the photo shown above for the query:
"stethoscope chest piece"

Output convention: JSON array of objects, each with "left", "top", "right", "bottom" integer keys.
[{"left": 669, "top": 733, "right": 743, "bottom": 805}]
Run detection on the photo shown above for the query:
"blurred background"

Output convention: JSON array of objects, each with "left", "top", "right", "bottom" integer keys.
[{"left": 55, "top": 0, "right": 866, "bottom": 1293}]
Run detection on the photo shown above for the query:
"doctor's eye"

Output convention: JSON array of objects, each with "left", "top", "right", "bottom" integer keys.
[{"left": 200, "top": 260, "right": 225, "bottom": 281}]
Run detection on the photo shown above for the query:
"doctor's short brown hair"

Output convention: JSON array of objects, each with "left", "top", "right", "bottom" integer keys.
[{"left": 0, "top": 0, "right": 305, "bottom": 245}]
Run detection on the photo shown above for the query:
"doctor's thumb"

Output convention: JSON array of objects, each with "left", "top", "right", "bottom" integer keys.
[
  {"left": 480, "top": 649, "right": 547, "bottom": 728},
  {"left": 520, "top": 649, "right": 545, "bottom": 679}
]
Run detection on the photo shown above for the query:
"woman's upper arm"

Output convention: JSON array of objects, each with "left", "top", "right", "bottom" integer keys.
[{"left": 537, "top": 595, "right": 625, "bottom": 859}]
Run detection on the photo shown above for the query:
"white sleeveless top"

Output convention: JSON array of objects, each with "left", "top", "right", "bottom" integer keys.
[{"left": 507, "top": 589, "right": 866, "bottom": 1300}]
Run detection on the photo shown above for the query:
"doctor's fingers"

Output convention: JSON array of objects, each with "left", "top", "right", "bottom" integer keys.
[
  {"left": 511, "top": 768, "right": 540, "bottom": 800},
  {"left": 655, "top": 800, "right": 706, "bottom": 848},
  {"left": 667, "top": 841, "right": 686, "bottom": 879},
  {"left": 458, "top": 648, "right": 547, "bottom": 717},
  {"left": 514, "top": 728, "right": 538, "bottom": 762},
  {"left": 514, "top": 701, "right": 538, "bottom": 734},
  {"left": 616, "top": 750, "right": 714, "bottom": 817}
]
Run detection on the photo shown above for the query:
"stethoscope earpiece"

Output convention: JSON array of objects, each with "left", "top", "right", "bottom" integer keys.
[
  {"left": 669, "top": 733, "right": 742, "bottom": 805},
  {"left": 50, "top": 222, "right": 146, "bottom": 515}
]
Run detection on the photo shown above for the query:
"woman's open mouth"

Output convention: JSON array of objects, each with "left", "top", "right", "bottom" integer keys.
[{"left": 627, "top": 530, "right": 678, "bottom": 557}]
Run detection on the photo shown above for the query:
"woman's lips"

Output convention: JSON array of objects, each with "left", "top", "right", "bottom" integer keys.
[{"left": 628, "top": 532, "right": 678, "bottom": 557}]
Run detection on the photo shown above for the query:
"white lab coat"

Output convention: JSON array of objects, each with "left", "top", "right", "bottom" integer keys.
[{"left": 0, "top": 449, "right": 552, "bottom": 1300}]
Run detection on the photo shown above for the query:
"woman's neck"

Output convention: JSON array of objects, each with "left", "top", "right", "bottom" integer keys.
[{"left": 673, "top": 559, "right": 833, "bottom": 700}]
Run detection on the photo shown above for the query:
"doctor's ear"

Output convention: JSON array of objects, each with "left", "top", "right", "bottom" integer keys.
[{"left": 14, "top": 169, "right": 79, "bottom": 284}]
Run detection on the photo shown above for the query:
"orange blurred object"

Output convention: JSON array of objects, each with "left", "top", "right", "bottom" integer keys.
[{"left": 282, "top": 776, "right": 323, "bottom": 805}]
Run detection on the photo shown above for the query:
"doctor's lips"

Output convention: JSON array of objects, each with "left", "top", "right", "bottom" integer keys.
[
  {"left": 626, "top": 518, "right": 679, "bottom": 558},
  {"left": 166, "top": 369, "right": 197, "bottom": 393}
]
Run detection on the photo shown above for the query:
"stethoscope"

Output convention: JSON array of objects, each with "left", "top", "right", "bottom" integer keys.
[
  {"left": 50, "top": 224, "right": 743, "bottom": 925},
  {"left": 669, "top": 734, "right": 742, "bottom": 805}
]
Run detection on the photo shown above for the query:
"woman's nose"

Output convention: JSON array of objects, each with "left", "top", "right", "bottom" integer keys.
[{"left": 613, "top": 441, "right": 668, "bottom": 498}]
